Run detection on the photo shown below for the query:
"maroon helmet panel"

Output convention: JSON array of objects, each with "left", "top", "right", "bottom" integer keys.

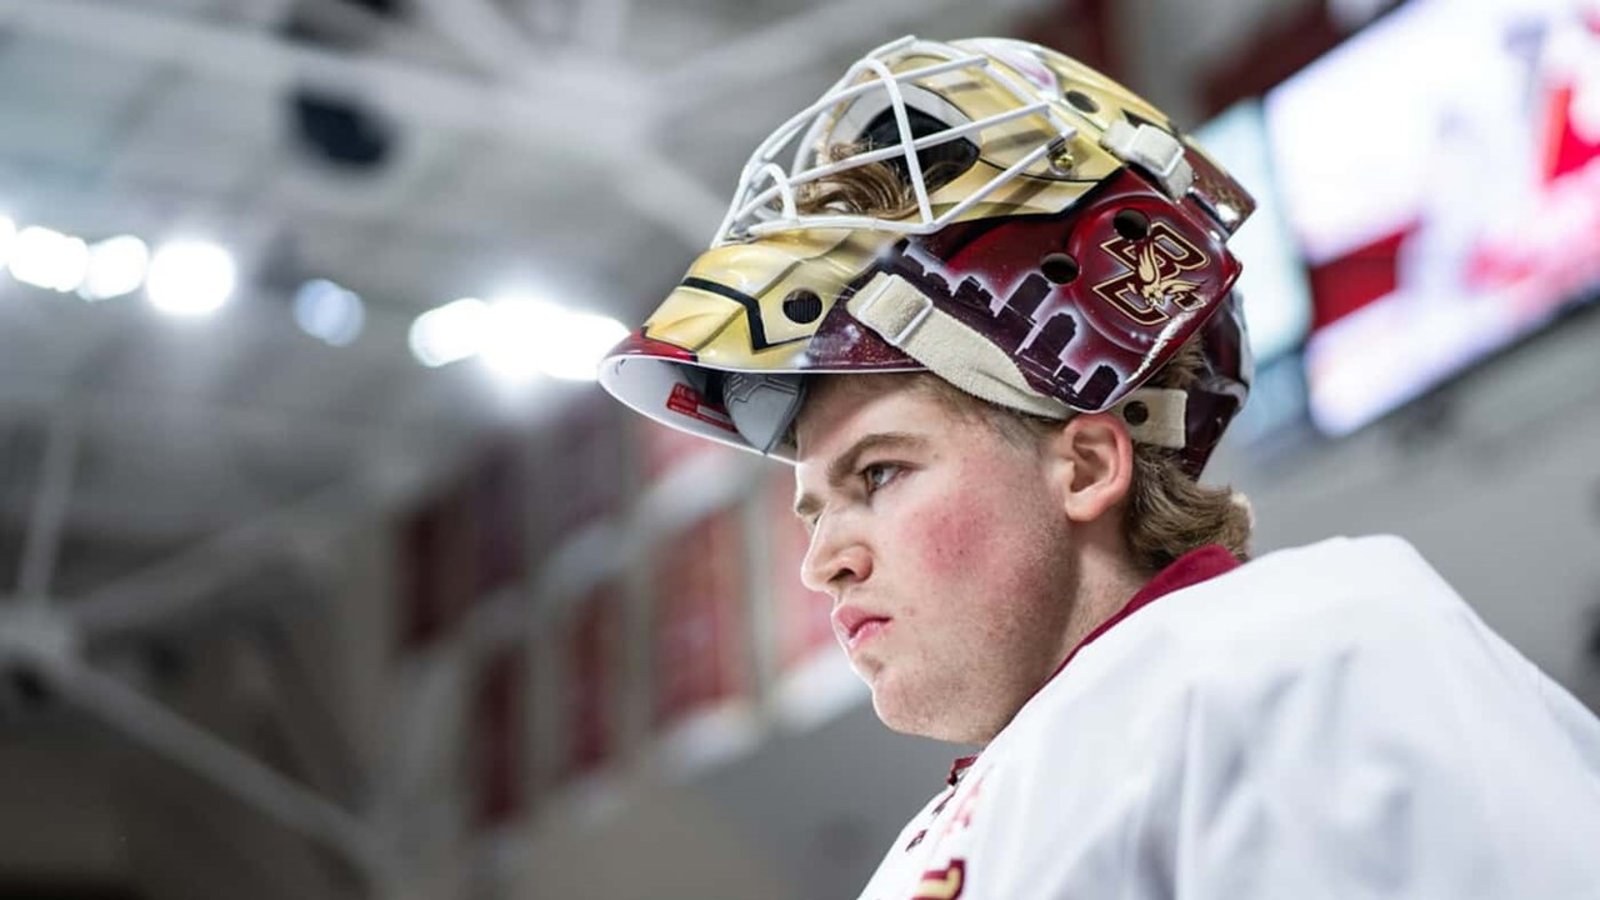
[
  {"left": 1178, "top": 294, "right": 1251, "bottom": 478},
  {"left": 609, "top": 331, "right": 700, "bottom": 364},
  {"left": 804, "top": 303, "right": 923, "bottom": 370},
  {"left": 816, "top": 169, "right": 1243, "bottom": 413}
]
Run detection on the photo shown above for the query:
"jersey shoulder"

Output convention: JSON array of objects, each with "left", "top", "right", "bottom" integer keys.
[{"left": 1120, "top": 534, "right": 1473, "bottom": 677}]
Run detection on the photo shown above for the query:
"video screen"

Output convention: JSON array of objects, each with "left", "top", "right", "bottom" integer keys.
[
  {"left": 1191, "top": 100, "right": 1313, "bottom": 367},
  {"left": 1264, "top": 0, "right": 1600, "bottom": 435}
]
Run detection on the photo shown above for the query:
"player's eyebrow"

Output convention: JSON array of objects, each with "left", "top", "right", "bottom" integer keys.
[{"left": 793, "top": 431, "right": 927, "bottom": 521}]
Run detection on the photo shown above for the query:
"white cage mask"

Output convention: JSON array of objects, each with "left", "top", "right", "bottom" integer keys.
[{"left": 713, "top": 36, "right": 1085, "bottom": 245}]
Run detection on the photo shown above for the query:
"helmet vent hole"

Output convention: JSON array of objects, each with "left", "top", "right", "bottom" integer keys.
[
  {"left": 782, "top": 289, "right": 824, "bottom": 324},
  {"left": 1065, "top": 90, "right": 1099, "bottom": 114},
  {"left": 1123, "top": 401, "right": 1150, "bottom": 426},
  {"left": 1040, "top": 253, "right": 1080, "bottom": 284},
  {"left": 1113, "top": 209, "right": 1150, "bottom": 241}
]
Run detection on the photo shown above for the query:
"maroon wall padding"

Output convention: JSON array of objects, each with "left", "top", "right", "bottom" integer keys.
[
  {"left": 566, "top": 585, "right": 621, "bottom": 776},
  {"left": 470, "top": 649, "right": 526, "bottom": 827},
  {"left": 652, "top": 510, "right": 748, "bottom": 727}
]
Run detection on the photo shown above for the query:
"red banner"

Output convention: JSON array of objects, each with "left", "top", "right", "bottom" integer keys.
[
  {"left": 638, "top": 415, "right": 742, "bottom": 483},
  {"left": 530, "top": 392, "right": 627, "bottom": 555},
  {"left": 652, "top": 510, "right": 748, "bottom": 726},
  {"left": 565, "top": 584, "right": 622, "bottom": 777},
  {"left": 470, "top": 440, "right": 528, "bottom": 599},
  {"left": 469, "top": 648, "right": 526, "bottom": 829},
  {"left": 398, "top": 437, "right": 529, "bottom": 650},
  {"left": 400, "top": 483, "right": 482, "bottom": 648}
]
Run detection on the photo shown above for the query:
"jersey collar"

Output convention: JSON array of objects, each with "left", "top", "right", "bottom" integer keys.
[{"left": 1048, "top": 542, "right": 1241, "bottom": 682}]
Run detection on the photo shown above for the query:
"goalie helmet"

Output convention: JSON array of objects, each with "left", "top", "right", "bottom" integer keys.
[{"left": 599, "top": 35, "right": 1254, "bottom": 476}]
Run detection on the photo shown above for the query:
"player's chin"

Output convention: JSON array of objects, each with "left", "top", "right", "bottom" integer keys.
[
  {"left": 866, "top": 670, "right": 933, "bottom": 735},
  {"left": 844, "top": 644, "right": 886, "bottom": 681}
]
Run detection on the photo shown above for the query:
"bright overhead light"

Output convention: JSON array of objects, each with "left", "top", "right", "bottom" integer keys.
[
  {"left": 476, "top": 296, "right": 629, "bottom": 384},
  {"left": 80, "top": 234, "right": 150, "bottom": 300},
  {"left": 293, "top": 278, "right": 365, "bottom": 346},
  {"left": 410, "top": 293, "right": 628, "bottom": 383},
  {"left": 479, "top": 297, "right": 565, "bottom": 384},
  {"left": 409, "top": 297, "right": 490, "bottom": 367},
  {"left": 9, "top": 226, "right": 90, "bottom": 293},
  {"left": 146, "top": 240, "right": 236, "bottom": 315},
  {"left": 0, "top": 216, "right": 16, "bottom": 271},
  {"left": 536, "top": 310, "right": 629, "bottom": 382}
]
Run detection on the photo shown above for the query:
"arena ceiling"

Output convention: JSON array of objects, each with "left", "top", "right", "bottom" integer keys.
[{"left": 0, "top": 0, "right": 1053, "bottom": 636}]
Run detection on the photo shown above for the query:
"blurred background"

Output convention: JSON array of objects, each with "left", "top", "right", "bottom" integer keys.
[{"left": 0, "top": 0, "right": 1596, "bottom": 897}]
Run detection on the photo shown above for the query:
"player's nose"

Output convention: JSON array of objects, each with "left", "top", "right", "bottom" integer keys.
[{"left": 800, "top": 513, "right": 873, "bottom": 597}]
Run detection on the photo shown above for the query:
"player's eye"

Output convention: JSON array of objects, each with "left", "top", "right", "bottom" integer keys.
[{"left": 860, "top": 462, "right": 902, "bottom": 496}]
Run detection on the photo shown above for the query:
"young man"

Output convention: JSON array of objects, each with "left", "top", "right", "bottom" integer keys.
[{"left": 600, "top": 36, "right": 1600, "bottom": 898}]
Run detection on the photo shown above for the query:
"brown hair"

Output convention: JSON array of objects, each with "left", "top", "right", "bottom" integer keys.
[
  {"left": 799, "top": 150, "right": 1252, "bottom": 573},
  {"left": 1118, "top": 346, "right": 1253, "bottom": 571},
  {"left": 793, "top": 142, "right": 973, "bottom": 220},
  {"left": 795, "top": 145, "right": 923, "bottom": 218}
]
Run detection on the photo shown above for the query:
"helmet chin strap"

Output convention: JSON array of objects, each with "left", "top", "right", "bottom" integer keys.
[
  {"left": 847, "top": 271, "right": 1188, "bottom": 450},
  {"left": 848, "top": 272, "right": 1072, "bottom": 420}
]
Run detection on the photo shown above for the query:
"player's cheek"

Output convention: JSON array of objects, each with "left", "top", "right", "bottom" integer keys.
[{"left": 901, "top": 477, "right": 1000, "bottom": 583}]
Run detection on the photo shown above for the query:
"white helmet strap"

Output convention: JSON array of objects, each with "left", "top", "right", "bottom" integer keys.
[{"left": 846, "top": 272, "right": 1188, "bottom": 449}]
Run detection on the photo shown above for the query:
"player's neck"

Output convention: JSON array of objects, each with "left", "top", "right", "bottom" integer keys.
[
  {"left": 1056, "top": 551, "right": 1147, "bottom": 674},
  {"left": 965, "top": 547, "right": 1144, "bottom": 747}
]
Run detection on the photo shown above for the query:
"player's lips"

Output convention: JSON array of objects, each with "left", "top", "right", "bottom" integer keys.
[{"left": 832, "top": 604, "right": 892, "bottom": 651}]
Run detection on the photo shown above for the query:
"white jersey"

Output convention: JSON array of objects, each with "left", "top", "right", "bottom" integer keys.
[{"left": 857, "top": 535, "right": 1600, "bottom": 899}]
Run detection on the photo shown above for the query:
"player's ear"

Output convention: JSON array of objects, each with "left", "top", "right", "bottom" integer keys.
[{"left": 1044, "top": 412, "right": 1134, "bottom": 524}]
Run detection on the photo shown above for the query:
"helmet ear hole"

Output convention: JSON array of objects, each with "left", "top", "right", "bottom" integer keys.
[
  {"left": 1113, "top": 209, "right": 1150, "bottom": 240},
  {"left": 1040, "top": 253, "right": 1080, "bottom": 284},
  {"left": 1065, "top": 89, "right": 1099, "bottom": 113},
  {"left": 782, "top": 289, "right": 824, "bottom": 324}
]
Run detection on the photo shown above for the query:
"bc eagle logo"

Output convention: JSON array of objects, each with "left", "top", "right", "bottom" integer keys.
[{"left": 1091, "top": 220, "right": 1210, "bottom": 325}]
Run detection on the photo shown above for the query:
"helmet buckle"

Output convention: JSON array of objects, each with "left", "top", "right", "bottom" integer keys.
[{"left": 1100, "top": 120, "right": 1195, "bottom": 199}]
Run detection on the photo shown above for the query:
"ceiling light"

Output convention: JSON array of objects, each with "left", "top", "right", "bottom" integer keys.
[
  {"left": 535, "top": 310, "right": 629, "bottom": 382},
  {"left": 409, "top": 297, "right": 490, "bottom": 367},
  {"left": 479, "top": 297, "right": 564, "bottom": 384},
  {"left": 147, "top": 240, "right": 236, "bottom": 316},
  {"left": 80, "top": 235, "right": 150, "bottom": 300},
  {"left": 9, "top": 226, "right": 90, "bottom": 293},
  {"left": 293, "top": 278, "right": 365, "bottom": 346}
]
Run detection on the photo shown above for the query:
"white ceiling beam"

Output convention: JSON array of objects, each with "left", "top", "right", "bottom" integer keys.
[
  {"left": 572, "top": 0, "right": 630, "bottom": 54},
  {"left": 0, "top": 0, "right": 724, "bottom": 242},
  {"left": 652, "top": 0, "right": 1048, "bottom": 117},
  {"left": 12, "top": 404, "right": 83, "bottom": 607},
  {"left": 409, "top": 0, "right": 547, "bottom": 77},
  {"left": 0, "top": 637, "right": 398, "bottom": 891},
  {"left": 66, "top": 467, "right": 421, "bottom": 639},
  {"left": 406, "top": 0, "right": 658, "bottom": 120},
  {"left": 0, "top": 373, "right": 438, "bottom": 451}
]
